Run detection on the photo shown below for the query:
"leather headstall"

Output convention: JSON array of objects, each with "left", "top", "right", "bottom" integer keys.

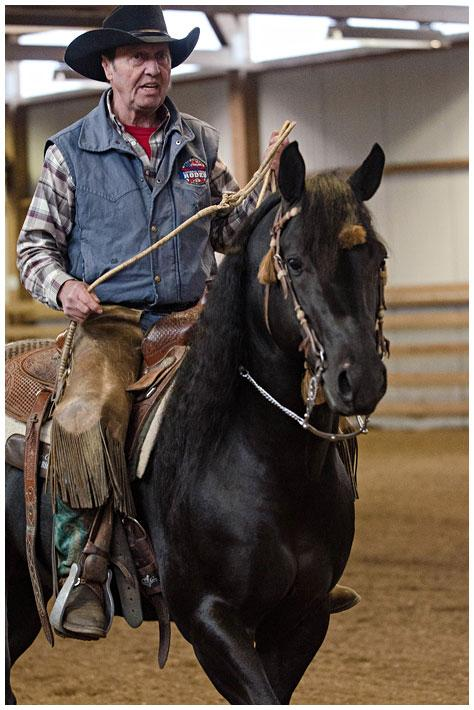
[
  {"left": 262, "top": 204, "right": 326, "bottom": 405},
  {"left": 243, "top": 203, "right": 391, "bottom": 443},
  {"left": 375, "top": 261, "right": 390, "bottom": 359}
]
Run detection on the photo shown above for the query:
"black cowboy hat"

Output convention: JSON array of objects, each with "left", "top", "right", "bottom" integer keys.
[{"left": 65, "top": 5, "right": 200, "bottom": 82}]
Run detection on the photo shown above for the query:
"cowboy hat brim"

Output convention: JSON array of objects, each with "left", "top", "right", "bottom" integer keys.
[{"left": 65, "top": 27, "right": 200, "bottom": 82}]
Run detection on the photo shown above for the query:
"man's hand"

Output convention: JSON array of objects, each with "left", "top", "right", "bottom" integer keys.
[
  {"left": 264, "top": 130, "right": 290, "bottom": 177},
  {"left": 58, "top": 279, "right": 103, "bottom": 323}
]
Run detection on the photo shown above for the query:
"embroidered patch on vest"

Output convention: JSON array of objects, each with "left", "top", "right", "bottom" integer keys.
[{"left": 179, "top": 158, "right": 208, "bottom": 185}]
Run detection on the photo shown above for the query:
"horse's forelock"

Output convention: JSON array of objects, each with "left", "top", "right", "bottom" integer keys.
[{"left": 301, "top": 173, "right": 377, "bottom": 275}]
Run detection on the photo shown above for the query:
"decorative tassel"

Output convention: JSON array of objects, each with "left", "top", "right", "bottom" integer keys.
[
  {"left": 339, "top": 224, "right": 367, "bottom": 249},
  {"left": 257, "top": 238, "right": 278, "bottom": 285}
]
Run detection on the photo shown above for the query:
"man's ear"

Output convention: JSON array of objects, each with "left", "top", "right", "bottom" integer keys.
[
  {"left": 278, "top": 142, "right": 306, "bottom": 205},
  {"left": 348, "top": 143, "right": 385, "bottom": 201},
  {"left": 101, "top": 55, "right": 113, "bottom": 83}
]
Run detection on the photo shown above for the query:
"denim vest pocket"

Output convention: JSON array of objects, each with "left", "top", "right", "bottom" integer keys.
[{"left": 75, "top": 185, "right": 149, "bottom": 287}]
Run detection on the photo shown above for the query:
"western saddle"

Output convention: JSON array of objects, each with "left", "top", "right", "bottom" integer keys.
[{"left": 5, "top": 300, "right": 203, "bottom": 661}]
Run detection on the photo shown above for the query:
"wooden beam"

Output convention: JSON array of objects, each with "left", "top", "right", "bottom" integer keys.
[
  {"left": 389, "top": 342, "right": 468, "bottom": 357},
  {"left": 205, "top": 12, "right": 228, "bottom": 47},
  {"left": 384, "top": 311, "right": 468, "bottom": 331},
  {"left": 386, "top": 283, "right": 468, "bottom": 308},
  {"left": 5, "top": 104, "right": 30, "bottom": 302},
  {"left": 228, "top": 71, "right": 260, "bottom": 187},
  {"left": 326, "top": 158, "right": 468, "bottom": 182},
  {"left": 6, "top": 5, "right": 468, "bottom": 28},
  {"left": 164, "top": 6, "right": 469, "bottom": 24},
  {"left": 5, "top": 6, "right": 109, "bottom": 28},
  {"left": 384, "top": 159, "right": 468, "bottom": 175},
  {"left": 389, "top": 372, "right": 468, "bottom": 388},
  {"left": 6, "top": 44, "right": 66, "bottom": 62}
]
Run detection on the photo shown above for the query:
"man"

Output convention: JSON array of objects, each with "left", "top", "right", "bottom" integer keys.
[{"left": 18, "top": 5, "right": 358, "bottom": 641}]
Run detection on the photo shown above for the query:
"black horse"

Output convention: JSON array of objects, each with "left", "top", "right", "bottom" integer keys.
[{"left": 6, "top": 142, "right": 388, "bottom": 704}]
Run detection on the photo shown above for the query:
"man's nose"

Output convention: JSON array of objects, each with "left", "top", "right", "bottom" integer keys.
[{"left": 143, "top": 58, "right": 161, "bottom": 74}]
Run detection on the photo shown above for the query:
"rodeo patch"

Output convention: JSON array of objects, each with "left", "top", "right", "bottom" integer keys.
[{"left": 179, "top": 157, "right": 208, "bottom": 185}]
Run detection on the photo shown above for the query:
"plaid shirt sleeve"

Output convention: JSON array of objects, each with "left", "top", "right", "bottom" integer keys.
[
  {"left": 209, "top": 157, "right": 269, "bottom": 253},
  {"left": 17, "top": 144, "right": 76, "bottom": 310}
]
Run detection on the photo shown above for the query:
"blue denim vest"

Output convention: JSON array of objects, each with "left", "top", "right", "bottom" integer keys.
[{"left": 47, "top": 92, "right": 219, "bottom": 307}]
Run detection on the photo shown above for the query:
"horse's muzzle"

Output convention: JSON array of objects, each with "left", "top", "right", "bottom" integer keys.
[{"left": 323, "top": 356, "right": 387, "bottom": 416}]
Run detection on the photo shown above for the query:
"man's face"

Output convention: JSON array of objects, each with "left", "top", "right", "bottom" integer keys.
[{"left": 101, "top": 43, "right": 172, "bottom": 119}]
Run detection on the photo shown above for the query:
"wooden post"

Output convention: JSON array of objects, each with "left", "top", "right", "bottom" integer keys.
[
  {"left": 6, "top": 103, "right": 29, "bottom": 303},
  {"left": 228, "top": 71, "right": 260, "bottom": 187}
]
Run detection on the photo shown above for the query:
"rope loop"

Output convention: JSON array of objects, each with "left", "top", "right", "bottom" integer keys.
[{"left": 52, "top": 120, "right": 297, "bottom": 407}]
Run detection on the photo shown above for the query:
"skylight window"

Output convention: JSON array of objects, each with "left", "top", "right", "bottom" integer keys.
[
  {"left": 18, "top": 60, "right": 101, "bottom": 98},
  {"left": 18, "top": 29, "right": 85, "bottom": 46},
  {"left": 248, "top": 14, "right": 361, "bottom": 63},
  {"left": 164, "top": 10, "right": 221, "bottom": 50},
  {"left": 431, "top": 22, "right": 469, "bottom": 36},
  {"left": 347, "top": 18, "right": 420, "bottom": 31}
]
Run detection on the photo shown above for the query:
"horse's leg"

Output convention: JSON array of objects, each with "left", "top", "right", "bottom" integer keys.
[
  {"left": 255, "top": 596, "right": 330, "bottom": 704},
  {"left": 5, "top": 609, "right": 16, "bottom": 705},
  {"left": 187, "top": 596, "right": 281, "bottom": 704},
  {"left": 6, "top": 566, "right": 44, "bottom": 705},
  {"left": 6, "top": 469, "right": 51, "bottom": 705}
]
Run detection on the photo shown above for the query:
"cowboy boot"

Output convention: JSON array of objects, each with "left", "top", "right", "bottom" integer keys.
[
  {"left": 329, "top": 584, "right": 361, "bottom": 613},
  {"left": 60, "top": 502, "right": 114, "bottom": 639}
]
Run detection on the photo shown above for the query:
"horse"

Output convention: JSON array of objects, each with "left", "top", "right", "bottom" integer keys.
[{"left": 6, "top": 141, "right": 388, "bottom": 704}]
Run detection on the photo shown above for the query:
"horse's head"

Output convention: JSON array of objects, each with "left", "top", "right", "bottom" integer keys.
[{"left": 258, "top": 142, "right": 388, "bottom": 417}]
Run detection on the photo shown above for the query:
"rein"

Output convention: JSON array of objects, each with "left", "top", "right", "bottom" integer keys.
[{"left": 241, "top": 203, "right": 390, "bottom": 443}]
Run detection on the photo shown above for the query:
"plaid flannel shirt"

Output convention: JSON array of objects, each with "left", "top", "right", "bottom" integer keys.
[{"left": 17, "top": 91, "right": 264, "bottom": 309}]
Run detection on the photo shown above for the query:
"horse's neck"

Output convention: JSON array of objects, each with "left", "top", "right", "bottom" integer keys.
[{"left": 241, "top": 336, "right": 336, "bottom": 481}]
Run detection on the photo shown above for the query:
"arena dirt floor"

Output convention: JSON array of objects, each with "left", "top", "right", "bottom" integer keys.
[{"left": 11, "top": 429, "right": 468, "bottom": 705}]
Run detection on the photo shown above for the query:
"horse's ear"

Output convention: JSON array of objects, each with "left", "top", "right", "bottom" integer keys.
[
  {"left": 348, "top": 143, "right": 385, "bottom": 201},
  {"left": 278, "top": 141, "right": 306, "bottom": 204}
]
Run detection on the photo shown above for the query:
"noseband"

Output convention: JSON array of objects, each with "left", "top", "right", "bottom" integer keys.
[{"left": 240, "top": 203, "right": 390, "bottom": 443}]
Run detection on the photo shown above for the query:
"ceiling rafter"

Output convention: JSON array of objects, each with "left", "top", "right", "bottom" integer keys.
[{"left": 5, "top": 5, "right": 469, "bottom": 30}]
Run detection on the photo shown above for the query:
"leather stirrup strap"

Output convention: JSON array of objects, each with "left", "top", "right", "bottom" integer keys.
[{"left": 24, "top": 389, "right": 54, "bottom": 646}]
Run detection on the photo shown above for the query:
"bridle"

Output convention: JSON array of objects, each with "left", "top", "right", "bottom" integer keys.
[{"left": 240, "top": 202, "right": 390, "bottom": 443}]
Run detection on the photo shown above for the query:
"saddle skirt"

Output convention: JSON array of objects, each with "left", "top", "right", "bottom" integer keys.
[{"left": 5, "top": 303, "right": 202, "bottom": 479}]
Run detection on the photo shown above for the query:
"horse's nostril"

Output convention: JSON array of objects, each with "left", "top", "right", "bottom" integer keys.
[{"left": 338, "top": 369, "right": 353, "bottom": 400}]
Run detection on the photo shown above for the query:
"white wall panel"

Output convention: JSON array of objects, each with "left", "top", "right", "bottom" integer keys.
[
  {"left": 380, "top": 172, "right": 468, "bottom": 285},
  {"left": 259, "top": 66, "right": 325, "bottom": 172},
  {"left": 380, "top": 47, "right": 468, "bottom": 162},
  {"left": 169, "top": 78, "right": 233, "bottom": 170},
  {"left": 318, "top": 59, "right": 385, "bottom": 170}
]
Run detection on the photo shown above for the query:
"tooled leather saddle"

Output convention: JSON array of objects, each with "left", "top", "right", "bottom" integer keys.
[
  {"left": 5, "top": 299, "right": 203, "bottom": 654},
  {"left": 5, "top": 299, "right": 203, "bottom": 474}
]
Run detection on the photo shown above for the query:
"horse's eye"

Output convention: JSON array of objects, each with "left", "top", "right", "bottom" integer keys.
[{"left": 286, "top": 257, "right": 303, "bottom": 272}]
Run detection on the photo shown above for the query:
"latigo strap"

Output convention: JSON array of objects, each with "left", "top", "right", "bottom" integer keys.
[
  {"left": 24, "top": 388, "right": 54, "bottom": 646},
  {"left": 124, "top": 517, "right": 171, "bottom": 668}
]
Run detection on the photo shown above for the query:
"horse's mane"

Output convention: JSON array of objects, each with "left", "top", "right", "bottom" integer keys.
[
  {"left": 153, "top": 195, "right": 280, "bottom": 505},
  {"left": 153, "top": 177, "right": 381, "bottom": 506}
]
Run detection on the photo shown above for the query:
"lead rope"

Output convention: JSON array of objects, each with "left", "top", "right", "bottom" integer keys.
[{"left": 52, "top": 120, "right": 296, "bottom": 408}]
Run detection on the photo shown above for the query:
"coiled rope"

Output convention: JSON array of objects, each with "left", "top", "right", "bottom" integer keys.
[{"left": 52, "top": 120, "right": 295, "bottom": 406}]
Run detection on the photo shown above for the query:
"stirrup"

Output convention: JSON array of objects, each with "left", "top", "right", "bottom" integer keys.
[{"left": 49, "top": 562, "right": 114, "bottom": 638}]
